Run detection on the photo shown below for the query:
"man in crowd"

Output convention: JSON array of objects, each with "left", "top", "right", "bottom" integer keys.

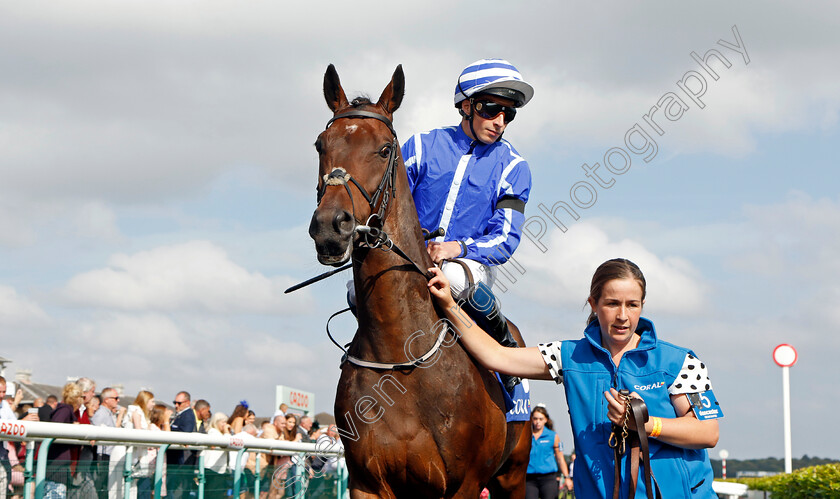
[
  {"left": 194, "top": 399, "right": 211, "bottom": 433},
  {"left": 298, "top": 415, "right": 314, "bottom": 443},
  {"left": 92, "top": 387, "right": 126, "bottom": 499},
  {"left": 273, "top": 412, "right": 287, "bottom": 437},
  {"left": 167, "top": 391, "right": 197, "bottom": 498},
  {"left": 314, "top": 425, "right": 343, "bottom": 475},
  {"left": 38, "top": 394, "right": 57, "bottom": 422}
]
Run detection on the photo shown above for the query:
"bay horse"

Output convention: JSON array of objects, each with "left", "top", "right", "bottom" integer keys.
[{"left": 308, "top": 64, "right": 530, "bottom": 498}]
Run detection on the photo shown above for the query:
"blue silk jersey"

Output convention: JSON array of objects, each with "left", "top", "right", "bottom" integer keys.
[{"left": 401, "top": 125, "right": 531, "bottom": 265}]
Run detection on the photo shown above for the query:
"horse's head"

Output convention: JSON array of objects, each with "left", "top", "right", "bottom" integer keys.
[{"left": 309, "top": 64, "right": 405, "bottom": 266}]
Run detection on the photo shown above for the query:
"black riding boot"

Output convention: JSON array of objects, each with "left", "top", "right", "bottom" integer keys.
[{"left": 461, "top": 282, "right": 520, "bottom": 395}]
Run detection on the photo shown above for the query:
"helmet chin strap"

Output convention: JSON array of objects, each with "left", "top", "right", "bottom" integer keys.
[{"left": 463, "top": 97, "right": 502, "bottom": 145}]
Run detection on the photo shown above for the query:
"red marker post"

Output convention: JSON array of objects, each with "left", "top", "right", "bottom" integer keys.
[{"left": 773, "top": 344, "right": 797, "bottom": 473}]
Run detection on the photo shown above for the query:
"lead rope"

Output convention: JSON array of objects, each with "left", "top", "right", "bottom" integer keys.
[
  {"left": 610, "top": 392, "right": 632, "bottom": 499},
  {"left": 610, "top": 391, "right": 662, "bottom": 499}
]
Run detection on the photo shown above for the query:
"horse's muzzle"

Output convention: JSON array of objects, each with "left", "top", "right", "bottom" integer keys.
[{"left": 309, "top": 208, "right": 355, "bottom": 266}]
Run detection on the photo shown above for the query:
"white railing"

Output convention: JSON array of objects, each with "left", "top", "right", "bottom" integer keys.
[{"left": 0, "top": 420, "right": 346, "bottom": 499}]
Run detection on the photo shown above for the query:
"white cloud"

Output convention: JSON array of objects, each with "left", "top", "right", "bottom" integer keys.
[
  {"left": 0, "top": 205, "right": 36, "bottom": 247},
  {"left": 78, "top": 312, "right": 193, "bottom": 357},
  {"left": 731, "top": 192, "right": 840, "bottom": 278},
  {"left": 62, "top": 240, "right": 313, "bottom": 314},
  {"left": 0, "top": 196, "right": 122, "bottom": 248},
  {"left": 511, "top": 222, "right": 708, "bottom": 315},
  {"left": 0, "top": 285, "right": 51, "bottom": 328},
  {"left": 243, "top": 335, "right": 317, "bottom": 370},
  {"left": 72, "top": 201, "right": 122, "bottom": 241},
  {"left": 2, "top": 2, "right": 838, "bottom": 208}
]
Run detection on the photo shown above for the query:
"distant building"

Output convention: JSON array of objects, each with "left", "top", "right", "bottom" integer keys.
[
  {"left": 0, "top": 357, "right": 131, "bottom": 410},
  {"left": 11, "top": 369, "right": 64, "bottom": 406}
]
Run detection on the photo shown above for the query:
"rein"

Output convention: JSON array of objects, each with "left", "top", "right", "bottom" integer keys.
[
  {"left": 325, "top": 306, "right": 452, "bottom": 370},
  {"left": 609, "top": 390, "right": 662, "bottom": 499}
]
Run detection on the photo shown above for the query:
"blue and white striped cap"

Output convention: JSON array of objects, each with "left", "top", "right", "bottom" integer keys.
[{"left": 454, "top": 58, "right": 534, "bottom": 108}]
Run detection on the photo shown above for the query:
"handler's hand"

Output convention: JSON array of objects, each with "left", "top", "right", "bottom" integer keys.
[
  {"left": 426, "top": 241, "right": 462, "bottom": 263},
  {"left": 427, "top": 267, "right": 456, "bottom": 308},
  {"left": 604, "top": 388, "right": 644, "bottom": 426}
]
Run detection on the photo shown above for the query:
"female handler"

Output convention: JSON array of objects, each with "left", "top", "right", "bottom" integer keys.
[
  {"left": 527, "top": 406, "right": 573, "bottom": 498},
  {"left": 429, "top": 258, "right": 720, "bottom": 498}
]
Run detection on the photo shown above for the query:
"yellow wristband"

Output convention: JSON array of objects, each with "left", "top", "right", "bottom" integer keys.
[{"left": 650, "top": 417, "right": 662, "bottom": 438}]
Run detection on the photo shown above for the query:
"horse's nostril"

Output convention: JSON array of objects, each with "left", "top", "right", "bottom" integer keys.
[{"left": 333, "top": 210, "right": 354, "bottom": 235}]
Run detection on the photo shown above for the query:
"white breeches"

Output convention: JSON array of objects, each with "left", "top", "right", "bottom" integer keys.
[{"left": 439, "top": 259, "right": 497, "bottom": 301}]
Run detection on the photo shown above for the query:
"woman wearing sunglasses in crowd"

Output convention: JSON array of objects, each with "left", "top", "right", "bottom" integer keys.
[
  {"left": 428, "top": 258, "right": 721, "bottom": 498},
  {"left": 348, "top": 58, "right": 534, "bottom": 394}
]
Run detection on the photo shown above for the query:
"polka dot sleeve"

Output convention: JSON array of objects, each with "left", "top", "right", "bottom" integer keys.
[
  {"left": 538, "top": 342, "right": 563, "bottom": 384},
  {"left": 668, "top": 353, "right": 713, "bottom": 395}
]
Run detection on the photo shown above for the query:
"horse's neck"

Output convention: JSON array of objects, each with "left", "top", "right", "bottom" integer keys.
[{"left": 351, "top": 171, "right": 439, "bottom": 361}]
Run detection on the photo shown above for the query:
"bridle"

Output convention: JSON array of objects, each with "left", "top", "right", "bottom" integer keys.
[
  {"left": 314, "top": 109, "right": 432, "bottom": 280},
  {"left": 317, "top": 110, "right": 400, "bottom": 231},
  {"left": 308, "top": 108, "right": 451, "bottom": 371}
]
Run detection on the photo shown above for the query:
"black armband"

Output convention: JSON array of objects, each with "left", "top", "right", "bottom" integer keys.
[{"left": 495, "top": 195, "right": 526, "bottom": 213}]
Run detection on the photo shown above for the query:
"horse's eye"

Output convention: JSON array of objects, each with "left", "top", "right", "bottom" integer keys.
[{"left": 379, "top": 144, "right": 392, "bottom": 159}]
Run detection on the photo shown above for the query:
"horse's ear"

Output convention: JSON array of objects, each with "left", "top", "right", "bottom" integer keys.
[
  {"left": 376, "top": 64, "right": 405, "bottom": 115},
  {"left": 324, "top": 64, "right": 349, "bottom": 113}
]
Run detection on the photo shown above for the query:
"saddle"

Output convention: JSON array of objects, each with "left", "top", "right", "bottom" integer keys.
[{"left": 609, "top": 390, "right": 662, "bottom": 499}]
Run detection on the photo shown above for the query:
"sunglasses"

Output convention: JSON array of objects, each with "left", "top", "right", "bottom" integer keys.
[
  {"left": 174, "top": 400, "right": 187, "bottom": 405},
  {"left": 473, "top": 100, "right": 516, "bottom": 123}
]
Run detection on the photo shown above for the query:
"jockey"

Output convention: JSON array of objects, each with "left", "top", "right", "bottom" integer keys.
[{"left": 402, "top": 58, "right": 533, "bottom": 393}]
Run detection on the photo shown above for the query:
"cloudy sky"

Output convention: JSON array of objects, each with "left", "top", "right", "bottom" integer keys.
[{"left": 2, "top": 1, "right": 838, "bottom": 460}]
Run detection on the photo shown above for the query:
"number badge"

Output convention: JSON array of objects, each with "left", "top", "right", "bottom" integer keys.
[{"left": 687, "top": 390, "right": 724, "bottom": 420}]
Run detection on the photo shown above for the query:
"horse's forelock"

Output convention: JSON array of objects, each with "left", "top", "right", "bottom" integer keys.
[
  {"left": 345, "top": 95, "right": 389, "bottom": 116},
  {"left": 350, "top": 96, "right": 373, "bottom": 107}
]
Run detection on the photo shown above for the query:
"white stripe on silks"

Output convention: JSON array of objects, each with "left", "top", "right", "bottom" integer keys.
[
  {"left": 437, "top": 153, "right": 472, "bottom": 242},
  {"left": 466, "top": 58, "right": 505, "bottom": 68},
  {"left": 497, "top": 157, "right": 523, "bottom": 197},
  {"left": 497, "top": 142, "right": 523, "bottom": 197},
  {"left": 476, "top": 209, "right": 513, "bottom": 248},
  {"left": 461, "top": 67, "right": 523, "bottom": 83},
  {"left": 412, "top": 134, "right": 423, "bottom": 168}
]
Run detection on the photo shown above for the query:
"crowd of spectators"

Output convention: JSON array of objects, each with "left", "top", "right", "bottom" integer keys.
[{"left": 0, "top": 375, "right": 344, "bottom": 499}]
